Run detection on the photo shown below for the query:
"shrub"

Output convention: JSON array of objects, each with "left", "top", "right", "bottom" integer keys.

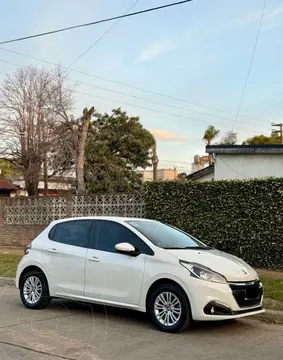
[{"left": 142, "top": 179, "right": 283, "bottom": 269}]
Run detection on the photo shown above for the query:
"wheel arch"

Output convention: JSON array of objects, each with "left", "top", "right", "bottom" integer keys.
[
  {"left": 19, "top": 265, "right": 50, "bottom": 295},
  {"left": 145, "top": 278, "right": 190, "bottom": 312}
]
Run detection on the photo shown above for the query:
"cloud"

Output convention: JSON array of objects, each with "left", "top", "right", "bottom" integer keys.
[
  {"left": 234, "top": 3, "right": 283, "bottom": 30},
  {"left": 234, "top": 10, "right": 263, "bottom": 28},
  {"left": 136, "top": 39, "right": 177, "bottom": 63},
  {"left": 150, "top": 129, "right": 187, "bottom": 142}
]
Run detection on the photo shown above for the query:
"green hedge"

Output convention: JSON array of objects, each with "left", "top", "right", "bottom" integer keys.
[{"left": 143, "top": 179, "right": 283, "bottom": 269}]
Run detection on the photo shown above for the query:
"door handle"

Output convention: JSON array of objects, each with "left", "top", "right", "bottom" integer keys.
[
  {"left": 47, "top": 248, "right": 58, "bottom": 253},
  {"left": 87, "top": 256, "right": 100, "bottom": 262}
]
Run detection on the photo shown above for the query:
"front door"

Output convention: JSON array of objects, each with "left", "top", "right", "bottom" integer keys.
[
  {"left": 84, "top": 220, "right": 149, "bottom": 306},
  {"left": 42, "top": 219, "right": 92, "bottom": 297}
]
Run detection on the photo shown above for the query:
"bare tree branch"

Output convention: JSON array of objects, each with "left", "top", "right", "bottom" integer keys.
[{"left": 0, "top": 65, "right": 74, "bottom": 196}]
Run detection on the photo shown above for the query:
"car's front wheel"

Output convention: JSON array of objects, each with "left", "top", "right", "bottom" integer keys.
[
  {"left": 148, "top": 284, "right": 192, "bottom": 333},
  {"left": 20, "top": 271, "right": 51, "bottom": 309}
]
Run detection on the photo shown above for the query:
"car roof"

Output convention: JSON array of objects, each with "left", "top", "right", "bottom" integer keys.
[{"left": 49, "top": 216, "right": 156, "bottom": 226}]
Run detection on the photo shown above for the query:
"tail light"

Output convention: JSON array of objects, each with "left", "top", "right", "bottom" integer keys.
[{"left": 24, "top": 243, "right": 32, "bottom": 255}]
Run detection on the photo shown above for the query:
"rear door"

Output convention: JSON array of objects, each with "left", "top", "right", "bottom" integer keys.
[{"left": 41, "top": 219, "right": 92, "bottom": 297}]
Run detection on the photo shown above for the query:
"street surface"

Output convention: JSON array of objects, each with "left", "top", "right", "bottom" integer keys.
[{"left": 0, "top": 286, "right": 282, "bottom": 360}]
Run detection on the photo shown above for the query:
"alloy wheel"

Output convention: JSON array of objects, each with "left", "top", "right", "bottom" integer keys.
[
  {"left": 23, "top": 276, "right": 43, "bottom": 305},
  {"left": 154, "top": 291, "right": 182, "bottom": 327}
]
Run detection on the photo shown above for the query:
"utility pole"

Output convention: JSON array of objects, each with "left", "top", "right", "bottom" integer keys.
[
  {"left": 272, "top": 123, "right": 283, "bottom": 144},
  {"left": 152, "top": 144, "right": 158, "bottom": 181}
]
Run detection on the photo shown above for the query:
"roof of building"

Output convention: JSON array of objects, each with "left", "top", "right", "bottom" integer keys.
[
  {"left": 186, "top": 165, "right": 214, "bottom": 181},
  {"left": 8, "top": 175, "right": 75, "bottom": 183},
  {"left": 206, "top": 144, "right": 283, "bottom": 154},
  {"left": 0, "top": 175, "right": 18, "bottom": 191}
]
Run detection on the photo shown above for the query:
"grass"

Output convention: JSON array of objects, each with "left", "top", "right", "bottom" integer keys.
[
  {"left": 261, "top": 277, "right": 283, "bottom": 302},
  {"left": 261, "top": 276, "right": 283, "bottom": 311},
  {"left": 0, "top": 248, "right": 282, "bottom": 312},
  {"left": 0, "top": 254, "right": 22, "bottom": 278}
]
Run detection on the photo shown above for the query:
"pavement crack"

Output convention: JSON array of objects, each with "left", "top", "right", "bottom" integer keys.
[
  {"left": 0, "top": 313, "right": 78, "bottom": 329},
  {"left": 0, "top": 339, "right": 75, "bottom": 359}
]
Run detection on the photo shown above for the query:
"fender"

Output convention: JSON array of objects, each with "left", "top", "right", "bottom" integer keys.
[{"left": 138, "top": 272, "right": 191, "bottom": 312}]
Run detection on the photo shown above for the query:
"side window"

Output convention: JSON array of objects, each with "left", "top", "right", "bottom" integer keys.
[
  {"left": 49, "top": 220, "right": 92, "bottom": 248},
  {"left": 94, "top": 220, "right": 153, "bottom": 255}
]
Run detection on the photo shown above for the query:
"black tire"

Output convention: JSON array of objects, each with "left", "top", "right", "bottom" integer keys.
[
  {"left": 20, "top": 271, "right": 51, "bottom": 310},
  {"left": 148, "top": 284, "right": 192, "bottom": 333}
]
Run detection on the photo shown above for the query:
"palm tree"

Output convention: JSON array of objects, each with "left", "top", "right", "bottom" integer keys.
[
  {"left": 203, "top": 126, "right": 219, "bottom": 165},
  {"left": 220, "top": 131, "right": 237, "bottom": 145},
  {"left": 203, "top": 126, "right": 220, "bottom": 145}
]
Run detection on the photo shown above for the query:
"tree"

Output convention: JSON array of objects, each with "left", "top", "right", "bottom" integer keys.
[
  {"left": 243, "top": 132, "right": 280, "bottom": 145},
  {"left": 203, "top": 125, "right": 219, "bottom": 165},
  {"left": 0, "top": 66, "right": 74, "bottom": 196},
  {"left": 84, "top": 108, "right": 155, "bottom": 193},
  {"left": 0, "top": 159, "right": 22, "bottom": 177},
  {"left": 50, "top": 107, "right": 95, "bottom": 195},
  {"left": 177, "top": 172, "right": 187, "bottom": 180},
  {"left": 219, "top": 131, "right": 238, "bottom": 145},
  {"left": 151, "top": 144, "right": 158, "bottom": 181},
  {"left": 76, "top": 107, "right": 95, "bottom": 195},
  {"left": 203, "top": 125, "right": 220, "bottom": 145}
]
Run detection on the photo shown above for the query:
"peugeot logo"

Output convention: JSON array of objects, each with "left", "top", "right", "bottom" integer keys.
[{"left": 241, "top": 269, "right": 248, "bottom": 275}]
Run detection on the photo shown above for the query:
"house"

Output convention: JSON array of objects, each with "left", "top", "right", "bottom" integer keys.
[
  {"left": 191, "top": 154, "right": 210, "bottom": 173},
  {"left": 138, "top": 168, "right": 178, "bottom": 181},
  {"left": 187, "top": 165, "right": 214, "bottom": 182},
  {"left": 8, "top": 176, "right": 75, "bottom": 196},
  {"left": 206, "top": 144, "right": 283, "bottom": 181},
  {"left": 0, "top": 172, "right": 19, "bottom": 197}
]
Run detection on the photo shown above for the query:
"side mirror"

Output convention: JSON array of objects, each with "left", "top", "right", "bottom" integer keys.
[{"left": 115, "top": 242, "right": 137, "bottom": 255}]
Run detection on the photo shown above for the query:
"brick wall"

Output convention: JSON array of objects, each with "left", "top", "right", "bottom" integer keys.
[{"left": 0, "top": 194, "right": 143, "bottom": 247}]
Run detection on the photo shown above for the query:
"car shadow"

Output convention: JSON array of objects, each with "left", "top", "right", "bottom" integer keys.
[{"left": 47, "top": 299, "right": 255, "bottom": 334}]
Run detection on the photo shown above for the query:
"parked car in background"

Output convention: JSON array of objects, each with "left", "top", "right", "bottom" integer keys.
[{"left": 16, "top": 217, "right": 264, "bottom": 332}]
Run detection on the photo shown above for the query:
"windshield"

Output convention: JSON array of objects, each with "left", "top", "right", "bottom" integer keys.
[{"left": 126, "top": 220, "right": 209, "bottom": 250}]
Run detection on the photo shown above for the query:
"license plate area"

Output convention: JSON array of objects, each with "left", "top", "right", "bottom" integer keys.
[{"left": 245, "top": 286, "right": 259, "bottom": 300}]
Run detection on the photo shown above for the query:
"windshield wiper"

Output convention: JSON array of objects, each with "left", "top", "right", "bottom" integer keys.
[
  {"left": 163, "top": 246, "right": 212, "bottom": 250},
  {"left": 183, "top": 246, "right": 211, "bottom": 250}
]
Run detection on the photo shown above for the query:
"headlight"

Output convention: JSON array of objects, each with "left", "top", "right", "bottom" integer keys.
[{"left": 180, "top": 261, "right": 227, "bottom": 284}]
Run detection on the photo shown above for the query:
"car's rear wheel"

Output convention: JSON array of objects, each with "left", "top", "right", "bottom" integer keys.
[
  {"left": 20, "top": 271, "right": 51, "bottom": 309},
  {"left": 148, "top": 284, "right": 192, "bottom": 333}
]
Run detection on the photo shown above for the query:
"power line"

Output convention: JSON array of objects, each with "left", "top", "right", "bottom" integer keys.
[
  {"left": 218, "top": 155, "right": 248, "bottom": 178},
  {"left": 0, "top": 58, "right": 270, "bottom": 134},
  {"left": 70, "top": 78, "right": 268, "bottom": 130},
  {"left": 0, "top": 58, "right": 20, "bottom": 68},
  {"left": 0, "top": 57, "right": 270, "bottom": 134},
  {"left": 231, "top": 0, "right": 267, "bottom": 131},
  {"left": 71, "top": 68, "right": 270, "bottom": 123},
  {"left": 0, "top": 56, "right": 258, "bottom": 127},
  {"left": 67, "top": 0, "right": 140, "bottom": 68},
  {"left": 159, "top": 159, "right": 192, "bottom": 165},
  {"left": 0, "top": 46, "right": 270, "bottom": 123},
  {"left": 75, "top": 89, "right": 268, "bottom": 134},
  {"left": 0, "top": 0, "right": 193, "bottom": 45}
]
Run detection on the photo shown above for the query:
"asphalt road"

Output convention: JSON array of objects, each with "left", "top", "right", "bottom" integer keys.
[{"left": 0, "top": 286, "right": 283, "bottom": 360}]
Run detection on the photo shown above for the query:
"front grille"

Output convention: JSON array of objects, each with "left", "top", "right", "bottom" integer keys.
[{"left": 229, "top": 280, "right": 263, "bottom": 308}]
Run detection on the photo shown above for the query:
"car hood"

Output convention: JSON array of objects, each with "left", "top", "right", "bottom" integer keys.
[{"left": 166, "top": 248, "right": 258, "bottom": 282}]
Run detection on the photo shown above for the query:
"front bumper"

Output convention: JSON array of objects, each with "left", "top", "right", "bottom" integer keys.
[{"left": 184, "top": 278, "right": 264, "bottom": 321}]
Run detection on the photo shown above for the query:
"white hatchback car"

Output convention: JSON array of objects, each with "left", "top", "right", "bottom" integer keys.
[{"left": 16, "top": 217, "right": 264, "bottom": 332}]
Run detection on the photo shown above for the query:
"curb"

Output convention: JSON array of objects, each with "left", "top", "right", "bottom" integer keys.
[
  {"left": 254, "top": 310, "right": 283, "bottom": 324},
  {"left": 0, "top": 277, "right": 15, "bottom": 287}
]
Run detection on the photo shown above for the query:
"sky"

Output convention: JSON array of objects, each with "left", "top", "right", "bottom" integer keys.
[{"left": 0, "top": 0, "right": 282, "bottom": 173}]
